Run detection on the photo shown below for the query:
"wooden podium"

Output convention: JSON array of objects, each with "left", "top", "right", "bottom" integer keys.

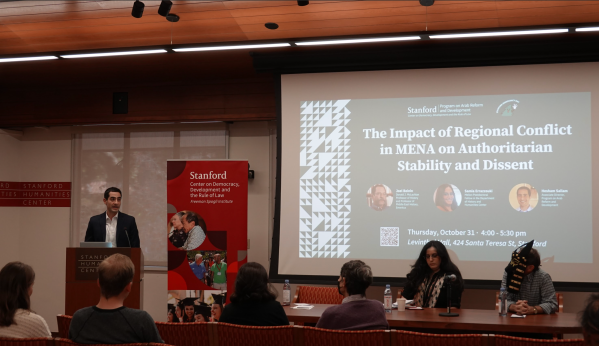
[{"left": 65, "top": 247, "right": 144, "bottom": 315}]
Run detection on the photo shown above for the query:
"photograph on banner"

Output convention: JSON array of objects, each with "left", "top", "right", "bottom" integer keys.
[
  {"left": 167, "top": 289, "right": 227, "bottom": 322},
  {"left": 167, "top": 210, "right": 208, "bottom": 250},
  {"left": 186, "top": 250, "right": 227, "bottom": 289}
]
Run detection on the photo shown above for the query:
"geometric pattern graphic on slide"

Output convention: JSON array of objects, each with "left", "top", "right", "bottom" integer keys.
[{"left": 299, "top": 99, "right": 352, "bottom": 258}]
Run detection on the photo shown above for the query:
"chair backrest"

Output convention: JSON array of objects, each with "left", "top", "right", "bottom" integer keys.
[
  {"left": 56, "top": 315, "right": 73, "bottom": 339},
  {"left": 215, "top": 323, "right": 294, "bottom": 346},
  {"left": 491, "top": 334, "right": 584, "bottom": 346},
  {"left": 154, "top": 322, "right": 211, "bottom": 346},
  {"left": 303, "top": 326, "right": 390, "bottom": 346},
  {"left": 495, "top": 292, "right": 564, "bottom": 313},
  {"left": 53, "top": 337, "right": 173, "bottom": 346},
  {"left": 0, "top": 337, "right": 53, "bottom": 346},
  {"left": 294, "top": 286, "right": 343, "bottom": 305},
  {"left": 392, "top": 330, "right": 485, "bottom": 346}
]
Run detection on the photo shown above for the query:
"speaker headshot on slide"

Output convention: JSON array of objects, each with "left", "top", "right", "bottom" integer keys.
[
  {"left": 509, "top": 184, "right": 538, "bottom": 212},
  {"left": 434, "top": 184, "right": 460, "bottom": 212},
  {"left": 84, "top": 187, "right": 140, "bottom": 248},
  {"left": 367, "top": 184, "right": 392, "bottom": 211}
]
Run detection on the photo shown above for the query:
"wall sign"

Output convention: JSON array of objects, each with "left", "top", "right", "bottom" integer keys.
[{"left": 0, "top": 181, "right": 71, "bottom": 207}]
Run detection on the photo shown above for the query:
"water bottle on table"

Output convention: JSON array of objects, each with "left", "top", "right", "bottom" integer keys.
[
  {"left": 384, "top": 284, "right": 392, "bottom": 313},
  {"left": 283, "top": 279, "right": 291, "bottom": 306},
  {"left": 499, "top": 287, "right": 507, "bottom": 316}
]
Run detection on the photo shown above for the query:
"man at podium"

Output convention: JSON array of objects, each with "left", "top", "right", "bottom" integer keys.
[{"left": 84, "top": 187, "right": 140, "bottom": 248}]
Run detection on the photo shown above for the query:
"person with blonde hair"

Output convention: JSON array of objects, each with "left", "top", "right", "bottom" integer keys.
[
  {"left": 0, "top": 262, "right": 51, "bottom": 338},
  {"left": 69, "top": 254, "right": 163, "bottom": 344}
]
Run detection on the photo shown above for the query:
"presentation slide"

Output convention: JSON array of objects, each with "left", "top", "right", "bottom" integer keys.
[{"left": 278, "top": 63, "right": 599, "bottom": 283}]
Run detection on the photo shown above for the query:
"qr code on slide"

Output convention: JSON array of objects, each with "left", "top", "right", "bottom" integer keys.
[{"left": 380, "top": 227, "right": 399, "bottom": 246}]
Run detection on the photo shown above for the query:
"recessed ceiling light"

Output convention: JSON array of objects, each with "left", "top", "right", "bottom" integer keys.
[
  {"left": 61, "top": 49, "right": 167, "bottom": 59},
  {"left": 265, "top": 22, "right": 279, "bottom": 30},
  {"left": 173, "top": 43, "right": 290, "bottom": 52},
  {"left": 430, "top": 29, "right": 568, "bottom": 39},
  {"left": 0, "top": 56, "right": 58, "bottom": 63},
  {"left": 166, "top": 13, "right": 179, "bottom": 22},
  {"left": 298, "top": 0, "right": 309, "bottom": 6},
  {"left": 419, "top": 0, "right": 434, "bottom": 6},
  {"left": 296, "top": 36, "right": 421, "bottom": 46}
]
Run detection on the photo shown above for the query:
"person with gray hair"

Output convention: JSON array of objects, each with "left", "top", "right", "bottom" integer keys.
[
  {"left": 190, "top": 253, "right": 207, "bottom": 283},
  {"left": 180, "top": 211, "right": 207, "bottom": 250},
  {"left": 315, "top": 260, "right": 389, "bottom": 330}
]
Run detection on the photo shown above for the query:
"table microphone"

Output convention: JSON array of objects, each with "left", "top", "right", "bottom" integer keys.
[{"left": 440, "top": 273, "right": 459, "bottom": 317}]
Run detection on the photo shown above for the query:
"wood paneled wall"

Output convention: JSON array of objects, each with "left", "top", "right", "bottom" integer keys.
[{"left": 0, "top": 50, "right": 276, "bottom": 127}]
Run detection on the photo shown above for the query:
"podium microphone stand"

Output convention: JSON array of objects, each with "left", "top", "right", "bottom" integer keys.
[{"left": 439, "top": 277, "right": 459, "bottom": 317}]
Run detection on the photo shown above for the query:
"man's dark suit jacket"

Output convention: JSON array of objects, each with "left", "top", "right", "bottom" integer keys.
[{"left": 84, "top": 212, "right": 140, "bottom": 248}]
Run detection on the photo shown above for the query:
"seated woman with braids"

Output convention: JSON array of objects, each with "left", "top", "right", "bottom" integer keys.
[{"left": 399, "top": 240, "right": 464, "bottom": 308}]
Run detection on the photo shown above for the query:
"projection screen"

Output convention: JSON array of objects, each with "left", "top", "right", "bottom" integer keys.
[{"left": 277, "top": 62, "right": 599, "bottom": 285}]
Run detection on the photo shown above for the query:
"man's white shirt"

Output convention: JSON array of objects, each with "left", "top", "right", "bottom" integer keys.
[
  {"left": 516, "top": 205, "right": 533, "bottom": 212},
  {"left": 105, "top": 212, "right": 119, "bottom": 248}
]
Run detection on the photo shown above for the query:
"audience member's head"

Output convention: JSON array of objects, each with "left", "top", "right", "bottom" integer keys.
[
  {"left": 338, "top": 260, "right": 373, "bottom": 297},
  {"left": 0, "top": 262, "right": 35, "bottom": 327},
  {"left": 581, "top": 293, "right": 599, "bottom": 345},
  {"left": 230, "top": 262, "right": 277, "bottom": 304},
  {"left": 98, "top": 254, "right": 135, "bottom": 300}
]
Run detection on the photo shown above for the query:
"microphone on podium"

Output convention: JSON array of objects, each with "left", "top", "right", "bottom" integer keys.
[{"left": 125, "top": 228, "right": 132, "bottom": 248}]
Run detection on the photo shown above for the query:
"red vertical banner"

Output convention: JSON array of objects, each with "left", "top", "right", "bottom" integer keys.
[{"left": 166, "top": 160, "right": 247, "bottom": 321}]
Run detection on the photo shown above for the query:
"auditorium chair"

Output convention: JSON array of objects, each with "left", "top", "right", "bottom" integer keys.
[
  {"left": 489, "top": 334, "right": 584, "bottom": 346},
  {"left": 0, "top": 337, "right": 53, "bottom": 346},
  {"left": 302, "top": 326, "right": 390, "bottom": 346},
  {"left": 214, "top": 323, "right": 295, "bottom": 346},
  {"left": 291, "top": 286, "right": 344, "bottom": 305},
  {"left": 495, "top": 292, "right": 564, "bottom": 313},
  {"left": 154, "top": 322, "right": 211, "bottom": 346},
  {"left": 391, "top": 330, "right": 486, "bottom": 346},
  {"left": 56, "top": 315, "right": 73, "bottom": 339},
  {"left": 53, "top": 338, "right": 168, "bottom": 346}
]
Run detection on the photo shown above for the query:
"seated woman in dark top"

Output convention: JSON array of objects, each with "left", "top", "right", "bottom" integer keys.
[
  {"left": 399, "top": 240, "right": 463, "bottom": 308},
  {"left": 218, "top": 262, "right": 289, "bottom": 326}
]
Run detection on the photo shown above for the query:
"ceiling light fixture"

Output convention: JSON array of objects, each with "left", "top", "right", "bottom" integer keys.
[
  {"left": 158, "top": 0, "right": 172, "bottom": 17},
  {"left": 61, "top": 49, "right": 167, "bottom": 59},
  {"left": 0, "top": 56, "right": 58, "bottom": 63},
  {"left": 131, "top": 0, "right": 144, "bottom": 18},
  {"left": 298, "top": 0, "right": 309, "bottom": 6},
  {"left": 173, "top": 43, "right": 290, "bottom": 52},
  {"left": 296, "top": 36, "right": 421, "bottom": 46},
  {"left": 419, "top": 0, "right": 434, "bottom": 6},
  {"left": 576, "top": 27, "right": 599, "bottom": 32},
  {"left": 166, "top": 13, "right": 179, "bottom": 22},
  {"left": 265, "top": 22, "right": 279, "bottom": 30},
  {"left": 430, "top": 28, "right": 568, "bottom": 39}
]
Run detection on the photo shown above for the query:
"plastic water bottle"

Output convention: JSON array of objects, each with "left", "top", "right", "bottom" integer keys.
[
  {"left": 283, "top": 280, "right": 291, "bottom": 306},
  {"left": 384, "top": 284, "right": 392, "bottom": 313},
  {"left": 499, "top": 287, "right": 507, "bottom": 316}
]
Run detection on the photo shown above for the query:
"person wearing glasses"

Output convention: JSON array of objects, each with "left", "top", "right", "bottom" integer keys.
[
  {"left": 435, "top": 184, "right": 458, "bottom": 212},
  {"left": 398, "top": 240, "right": 464, "bottom": 308}
]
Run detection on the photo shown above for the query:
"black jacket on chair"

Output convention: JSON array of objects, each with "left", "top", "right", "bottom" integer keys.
[{"left": 84, "top": 212, "right": 140, "bottom": 248}]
